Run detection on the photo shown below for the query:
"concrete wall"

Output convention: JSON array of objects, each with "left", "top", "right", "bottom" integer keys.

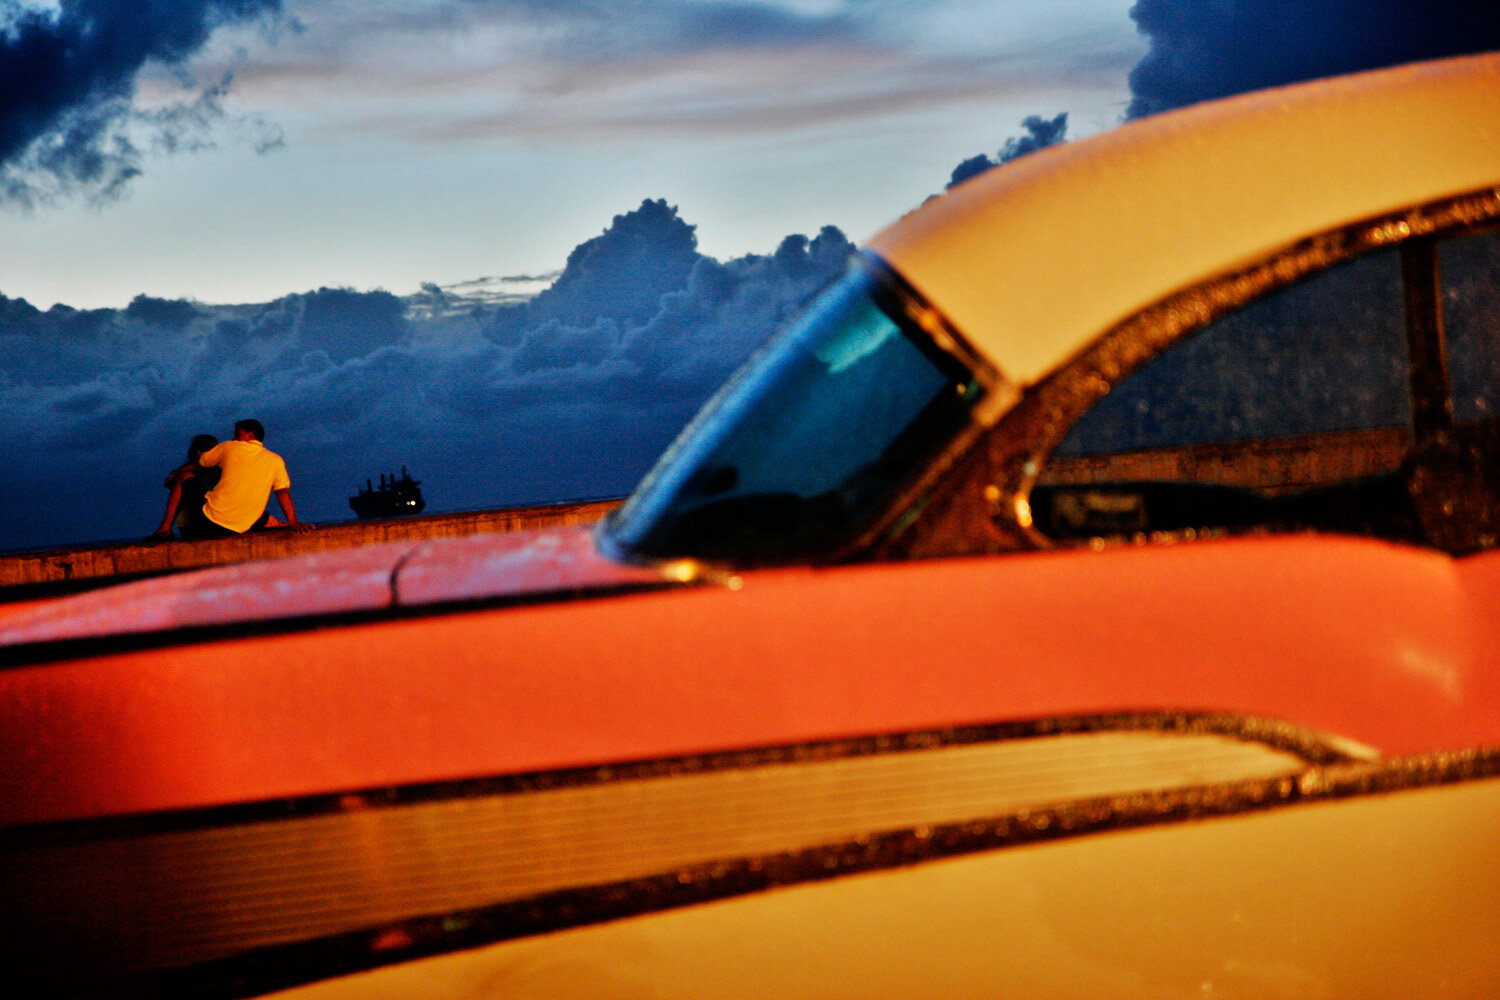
[{"left": 0, "top": 500, "right": 623, "bottom": 597}]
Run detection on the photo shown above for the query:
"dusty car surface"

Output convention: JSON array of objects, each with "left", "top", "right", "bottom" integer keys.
[{"left": 3, "top": 52, "right": 1500, "bottom": 999}]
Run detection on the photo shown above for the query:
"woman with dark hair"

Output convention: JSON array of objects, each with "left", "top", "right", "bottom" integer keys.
[{"left": 149, "top": 434, "right": 222, "bottom": 539}]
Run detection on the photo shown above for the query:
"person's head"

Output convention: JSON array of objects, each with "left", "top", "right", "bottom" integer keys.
[
  {"left": 233, "top": 419, "right": 265, "bottom": 442},
  {"left": 187, "top": 434, "right": 218, "bottom": 463}
]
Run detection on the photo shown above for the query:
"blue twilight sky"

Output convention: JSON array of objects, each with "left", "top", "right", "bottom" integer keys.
[{"left": 1, "top": 0, "right": 1144, "bottom": 310}]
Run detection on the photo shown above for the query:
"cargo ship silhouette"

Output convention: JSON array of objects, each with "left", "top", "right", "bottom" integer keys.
[{"left": 349, "top": 466, "right": 426, "bottom": 519}]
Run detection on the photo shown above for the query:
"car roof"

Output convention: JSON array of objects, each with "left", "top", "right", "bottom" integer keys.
[{"left": 870, "top": 51, "right": 1500, "bottom": 386}]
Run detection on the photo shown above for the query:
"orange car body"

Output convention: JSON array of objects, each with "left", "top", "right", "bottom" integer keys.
[{"left": 3, "top": 527, "right": 1500, "bottom": 826}]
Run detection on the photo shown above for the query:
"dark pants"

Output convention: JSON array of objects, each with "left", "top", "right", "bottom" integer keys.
[{"left": 179, "top": 505, "right": 269, "bottom": 539}]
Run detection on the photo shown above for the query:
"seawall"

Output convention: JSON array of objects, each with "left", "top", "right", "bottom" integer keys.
[{"left": 0, "top": 499, "right": 624, "bottom": 600}]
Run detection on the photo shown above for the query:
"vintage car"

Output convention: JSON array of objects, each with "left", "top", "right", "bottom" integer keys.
[{"left": 3, "top": 51, "right": 1500, "bottom": 998}]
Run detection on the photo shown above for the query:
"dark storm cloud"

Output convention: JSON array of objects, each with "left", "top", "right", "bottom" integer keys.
[
  {"left": 295, "top": 287, "right": 410, "bottom": 361},
  {"left": 1127, "top": 0, "right": 1500, "bottom": 117},
  {"left": 0, "top": 0, "right": 283, "bottom": 204},
  {"left": 947, "top": 112, "right": 1068, "bottom": 189},
  {"left": 124, "top": 294, "right": 204, "bottom": 332},
  {"left": 523, "top": 198, "right": 701, "bottom": 328},
  {"left": 0, "top": 199, "right": 854, "bottom": 550}
]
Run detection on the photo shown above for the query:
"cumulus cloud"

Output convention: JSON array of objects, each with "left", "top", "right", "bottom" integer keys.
[
  {"left": 0, "top": 0, "right": 284, "bottom": 205},
  {"left": 0, "top": 199, "right": 854, "bottom": 549},
  {"left": 1127, "top": 0, "right": 1500, "bottom": 118},
  {"left": 947, "top": 112, "right": 1068, "bottom": 188}
]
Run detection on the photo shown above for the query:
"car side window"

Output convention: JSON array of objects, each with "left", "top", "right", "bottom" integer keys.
[
  {"left": 1055, "top": 249, "right": 1411, "bottom": 455},
  {"left": 1442, "top": 227, "right": 1500, "bottom": 425},
  {"left": 1031, "top": 234, "right": 1491, "bottom": 548}
]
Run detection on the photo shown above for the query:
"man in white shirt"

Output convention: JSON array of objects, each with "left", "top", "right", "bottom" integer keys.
[{"left": 182, "top": 419, "right": 313, "bottom": 537}]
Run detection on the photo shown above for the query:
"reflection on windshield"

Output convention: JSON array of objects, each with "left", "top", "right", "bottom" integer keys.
[{"left": 605, "top": 260, "right": 985, "bottom": 565}]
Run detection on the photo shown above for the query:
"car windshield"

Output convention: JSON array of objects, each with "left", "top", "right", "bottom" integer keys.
[{"left": 603, "top": 259, "right": 988, "bottom": 565}]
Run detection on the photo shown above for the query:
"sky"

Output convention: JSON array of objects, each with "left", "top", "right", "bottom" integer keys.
[
  {"left": 1, "top": 0, "right": 1497, "bottom": 551},
  {"left": 1, "top": 0, "right": 1144, "bottom": 310}
]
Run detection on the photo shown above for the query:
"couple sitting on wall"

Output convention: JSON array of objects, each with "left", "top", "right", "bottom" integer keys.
[{"left": 151, "top": 419, "right": 314, "bottom": 540}]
